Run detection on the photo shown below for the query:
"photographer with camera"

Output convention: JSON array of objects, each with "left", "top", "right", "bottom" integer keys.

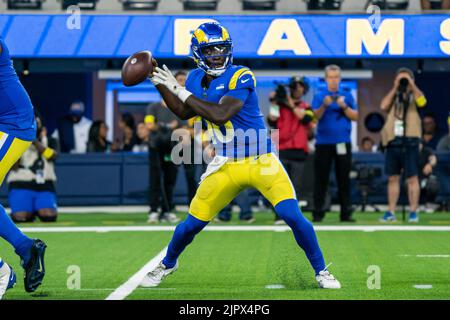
[
  {"left": 146, "top": 73, "right": 186, "bottom": 224},
  {"left": 267, "top": 76, "right": 314, "bottom": 224},
  {"left": 7, "top": 112, "right": 58, "bottom": 223},
  {"left": 380, "top": 68, "right": 427, "bottom": 223}
]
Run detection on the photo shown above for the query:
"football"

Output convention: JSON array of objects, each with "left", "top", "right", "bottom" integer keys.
[{"left": 121, "top": 51, "right": 154, "bottom": 87}]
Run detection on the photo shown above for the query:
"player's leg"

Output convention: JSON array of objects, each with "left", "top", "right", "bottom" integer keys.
[
  {"left": 35, "top": 191, "right": 58, "bottom": 223},
  {"left": 251, "top": 153, "right": 340, "bottom": 288},
  {"left": 0, "top": 133, "right": 47, "bottom": 292},
  {"left": 141, "top": 164, "right": 242, "bottom": 287}
]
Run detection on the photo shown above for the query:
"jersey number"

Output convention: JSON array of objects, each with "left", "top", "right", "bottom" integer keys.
[{"left": 205, "top": 120, "right": 234, "bottom": 144}]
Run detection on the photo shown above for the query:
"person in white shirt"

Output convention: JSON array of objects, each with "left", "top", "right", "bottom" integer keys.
[{"left": 52, "top": 101, "right": 92, "bottom": 153}]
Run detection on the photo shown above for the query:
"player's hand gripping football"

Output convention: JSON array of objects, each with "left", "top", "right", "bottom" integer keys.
[{"left": 151, "top": 64, "right": 192, "bottom": 103}]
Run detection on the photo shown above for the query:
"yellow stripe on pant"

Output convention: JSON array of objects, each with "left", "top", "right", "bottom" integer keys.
[
  {"left": 189, "top": 153, "right": 296, "bottom": 221},
  {"left": 0, "top": 131, "right": 31, "bottom": 186}
]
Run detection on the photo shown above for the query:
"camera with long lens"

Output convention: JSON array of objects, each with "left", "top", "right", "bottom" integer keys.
[
  {"left": 398, "top": 77, "right": 409, "bottom": 93},
  {"left": 273, "top": 84, "right": 288, "bottom": 104}
]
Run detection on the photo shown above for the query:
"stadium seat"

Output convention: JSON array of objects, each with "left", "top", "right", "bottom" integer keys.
[
  {"left": 304, "top": 0, "right": 343, "bottom": 10},
  {"left": 365, "top": 0, "right": 409, "bottom": 10},
  {"left": 58, "top": 0, "right": 98, "bottom": 10},
  {"left": 6, "top": 0, "right": 44, "bottom": 9},
  {"left": 240, "top": 0, "right": 279, "bottom": 10},
  {"left": 120, "top": 0, "right": 160, "bottom": 10},
  {"left": 180, "top": 0, "right": 219, "bottom": 11}
]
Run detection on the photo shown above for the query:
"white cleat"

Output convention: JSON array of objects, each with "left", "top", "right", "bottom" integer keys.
[
  {"left": 316, "top": 270, "right": 341, "bottom": 289},
  {"left": 0, "top": 262, "right": 16, "bottom": 300},
  {"left": 140, "top": 261, "right": 178, "bottom": 288}
]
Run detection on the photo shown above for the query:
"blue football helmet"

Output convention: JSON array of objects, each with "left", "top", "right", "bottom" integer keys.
[{"left": 191, "top": 22, "right": 233, "bottom": 77}]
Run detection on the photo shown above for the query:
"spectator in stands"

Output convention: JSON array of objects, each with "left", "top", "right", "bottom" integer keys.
[
  {"left": 53, "top": 101, "right": 92, "bottom": 154},
  {"left": 379, "top": 67, "right": 427, "bottom": 223},
  {"left": 7, "top": 113, "right": 58, "bottom": 223},
  {"left": 361, "top": 136, "right": 376, "bottom": 153},
  {"left": 267, "top": 76, "right": 314, "bottom": 224},
  {"left": 422, "top": 112, "right": 442, "bottom": 150},
  {"left": 312, "top": 65, "right": 359, "bottom": 223},
  {"left": 118, "top": 112, "right": 139, "bottom": 152},
  {"left": 437, "top": 113, "right": 450, "bottom": 151},
  {"left": 132, "top": 122, "right": 150, "bottom": 153},
  {"left": 421, "top": 0, "right": 450, "bottom": 9},
  {"left": 87, "top": 120, "right": 113, "bottom": 153},
  {"left": 146, "top": 83, "right": 185, "bottom": 224},
  {"left": 418, "top": 142, "right": 439, "bottom": 213}
]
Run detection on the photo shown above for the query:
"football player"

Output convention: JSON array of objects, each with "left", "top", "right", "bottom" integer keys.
[
  {"left": 141, "top": 22, "right": 340, "bottom": 289},
  {"left": 0, "top": 38, "right": 47, "bottom": 299}
]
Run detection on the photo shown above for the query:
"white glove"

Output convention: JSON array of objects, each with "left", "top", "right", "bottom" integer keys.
[{"left": 151, "top": 64, "right": 192, "bottom": 103}]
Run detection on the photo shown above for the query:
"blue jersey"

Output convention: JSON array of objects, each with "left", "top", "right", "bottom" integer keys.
[
  {"left": 0, "top": 38, "right": 36, "bottom": 141},
  {"left": 186, "top": 65, "right": 273, "bottom": 159},
  {"left": 311, "top": 86, "right": 357, "bottom": 145}
]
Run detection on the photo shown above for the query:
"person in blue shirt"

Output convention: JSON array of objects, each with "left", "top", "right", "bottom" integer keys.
[
  {"left": 0, "top": 38, "right": 47, "bottom": 299},
  {"left": 139, "top": 22, "right": 341, "bottom": 289},
  {"left": 312, "top": 64, "right": 359, "bottom": 222}
]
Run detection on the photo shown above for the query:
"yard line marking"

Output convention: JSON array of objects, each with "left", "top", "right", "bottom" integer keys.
[
  {"left": 414, "top": 285, "right": 433, "bottom": 289},
  {"left": 400, "top": 254, "right": 450, "bottom": 258},
  {"left": 19, "top": 225, "right": 450, "bottom": 233},
  {"left": 105, "top": 246, "right": 167, "bottom": 300},
  {"left": 265, "top": 284, "right": 285, "bottom": 289}
]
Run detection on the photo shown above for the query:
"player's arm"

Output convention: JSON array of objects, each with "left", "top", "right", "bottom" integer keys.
[
  {"left": 149, "top": 59, "right": 196, "bottom": 120},
  {"left": 152, "top": 64, "right": 246, "bottom": 125},
  {"left": 154, "top": 84, "right": 197, "bottom": 120},
  {"left": 184, "top": 95, "right": 243, "bottom": 125}
]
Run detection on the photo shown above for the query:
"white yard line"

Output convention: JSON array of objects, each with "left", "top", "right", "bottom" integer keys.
[
  {"left": 105, "top": 246, "right": 168, "bottom": 300},
  {"left": 19, "top": 225, "right": 450, "bottom": 233},
  {"left": 400, "top": 254, "right": 450, "bottom": 258}
]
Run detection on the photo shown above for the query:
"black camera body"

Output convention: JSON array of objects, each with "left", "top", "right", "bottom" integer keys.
[
  {"left": 398, "top": 77, "right": 409, "bottom": 93},
  {"left": 273, "top": 84, "right": 288, "bottom": 104}
]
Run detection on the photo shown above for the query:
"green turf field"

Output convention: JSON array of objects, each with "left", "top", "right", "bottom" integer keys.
[{"left": 1, "top": 211, "right": 449, "bottom": 300}]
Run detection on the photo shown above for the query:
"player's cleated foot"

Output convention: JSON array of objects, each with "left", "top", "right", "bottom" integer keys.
[
  {"left": 147, "top": 212, "right": 159, "bottom": 224},
  {"left": 0, "top": 262, "right": 17, "bottom": 300},
  {"left": 316, "top": 270, "right": 341, "bottom": 289},
  {"left": 140, "top": 261, "right": 178, "bottom": 288},
  {"left": 160, "top": 213, "right": 180, "bottom": 223},
  {"left": 21, "top": 239, "right": 47, "bottom": 293},
  {"left": 408, "top": 212, "right": 419, "bottom": 223},
  {"left": 379, "top": 211, "right": 397, "bottom": 222}
]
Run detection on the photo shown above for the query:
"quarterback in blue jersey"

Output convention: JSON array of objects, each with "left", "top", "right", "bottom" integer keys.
[
  {"left": 140, "top": 22, "right": 340, "bottom": 289},
  {"left": 0, "top": 38, "right": 47, "bottom": 299}
]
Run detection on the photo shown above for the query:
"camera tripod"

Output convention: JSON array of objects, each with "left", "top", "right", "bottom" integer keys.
[{"left": 355, "top": 183, "right": 381, "bottom": 213}]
